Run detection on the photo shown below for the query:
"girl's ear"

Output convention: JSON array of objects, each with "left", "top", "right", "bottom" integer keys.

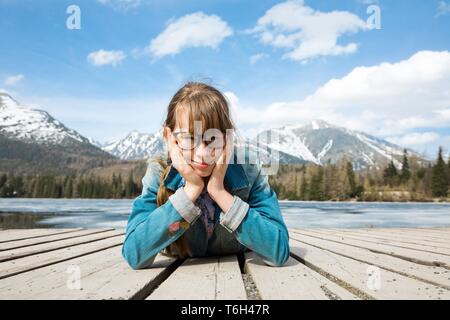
[{"left": 163, "top": 126, "right": 170, "bottom": 140}]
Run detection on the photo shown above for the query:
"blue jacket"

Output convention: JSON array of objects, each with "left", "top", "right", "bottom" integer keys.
[{"left": 122, "top": 150, "right": 290, "bottom": 269}]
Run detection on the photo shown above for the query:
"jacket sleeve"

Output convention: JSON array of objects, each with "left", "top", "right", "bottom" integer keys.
[
  {"left": 219, "top": 164, "right": 290, "bottom": 267},
  {"left": 122, "top": 161, "right": 202, "bottom": 269}
]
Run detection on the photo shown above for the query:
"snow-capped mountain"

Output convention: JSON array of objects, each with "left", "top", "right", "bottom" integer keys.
[
  {"left": 0, "top": 92, "right": 115, "bottom": 174},
  {"left": 102, "top": 129, "right": 166, "bottom": 160},
  {"left": 0, "top": 91, "right": 423, "bottom": 172},
  {"left": 255, "top": 119, "right": 412, "bottom": 170},
  {"left": 87, "top": 137, "right": 103, "bottom": 148},
  {"left": 102, "top": 119, "right": 415, "bottom": 170},
  {"left": 0, "top": 92, "right": 90, "bottom": 146}
]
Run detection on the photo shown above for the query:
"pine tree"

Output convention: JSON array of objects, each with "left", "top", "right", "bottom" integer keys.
[
  {"left": 0, "top": 174, "right": 13, "bottom": 197},
  {"left": 112, "top": 173, "right": 118, "bottom": 197},
  {"left": 125, "top": 173, "right": 138, "bottom": 198},
  {"left": 336, "top": 156, "right": 352, "bottom": 199},
  {"left": 13, "top": 176, "right": 24, "bottom": 197},
  {"left": 431, "top": 147, "right": 449, "bottom": 198},
  {"left": 383, "top": 160, "right": 398, "bottom": 186},
  {"left": 309, "top": 167, "right": 325, "bottom": 201},
  {"left": 448, "top": 154, "right": 450, "bottom": 186},
  {"left": 299, "top": 170, "right": 309, "bottom": 200},
  {"left": 400, "top": 149, "right": 411, "bottom": 183},
  {"left": 116, "top": 174, "right": 123, "bottom": 198},
  {"left": 65, "top": 176, "right": 74, "bottom": 198},
  {"left": 346, "top": 161, "right": 356, "bottom": 197},
  {"left": 0, "top": 173, "right": 7, "bottom": 190}
]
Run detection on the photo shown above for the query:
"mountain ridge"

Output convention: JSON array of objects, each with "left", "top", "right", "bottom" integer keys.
[{"left": 0, "top": 92, "right": 422, "bottom": 172}]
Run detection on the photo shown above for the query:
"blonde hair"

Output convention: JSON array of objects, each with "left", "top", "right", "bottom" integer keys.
[{"left": 157, "top": 81, "right": 236, "bottom": 259}]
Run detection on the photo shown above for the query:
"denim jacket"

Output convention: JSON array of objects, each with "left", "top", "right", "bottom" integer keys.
[{"left": 122, "top": 150, "right": 290, "bottom": 269}]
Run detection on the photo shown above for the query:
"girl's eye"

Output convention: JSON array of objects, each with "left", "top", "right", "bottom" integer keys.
[
  {"left": 178, "top": 133, "right": 193, "bottom": 140},
  {"left": 205, "top": 137, "right": 215, "bottom": 146}
]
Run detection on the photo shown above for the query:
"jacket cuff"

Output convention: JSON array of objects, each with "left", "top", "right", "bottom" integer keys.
[
  {"left": 168, "top": 187, "right": 202, "bottom": 224},
  {"left": 220, "top": 196, "right": 249, "bottom": 233}
]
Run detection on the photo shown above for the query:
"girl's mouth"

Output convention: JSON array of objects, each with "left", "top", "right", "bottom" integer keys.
[{"left": 191, "top": 160, "right": 209, "bottom": 169}]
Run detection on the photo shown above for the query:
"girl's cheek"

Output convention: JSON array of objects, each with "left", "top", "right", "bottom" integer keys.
[{"left": 181, "top": 150, "right": 192, "bottom": 162}]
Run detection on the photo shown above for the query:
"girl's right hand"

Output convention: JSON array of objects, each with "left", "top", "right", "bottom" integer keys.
[{"left": 166, "top": 128, "right": 204, "bottom": 202}]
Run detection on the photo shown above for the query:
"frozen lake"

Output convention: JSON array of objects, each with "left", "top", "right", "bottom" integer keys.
[{"left": 0, "top": 198, "right": 449, "bottom": 229}]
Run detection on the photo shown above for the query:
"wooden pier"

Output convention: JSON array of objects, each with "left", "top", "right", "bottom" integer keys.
[{"left": 0, "top": 227, "right": 449, "bottom": 300}]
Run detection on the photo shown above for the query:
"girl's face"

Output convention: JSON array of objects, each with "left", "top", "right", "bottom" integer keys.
[{"left": 169, "top": 109, "right": 224, "bottom": 178}]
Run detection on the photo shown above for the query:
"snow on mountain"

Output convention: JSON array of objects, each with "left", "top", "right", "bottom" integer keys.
[
  {"left": 254, "top": 119, "right": 411, "bottom": 170},
  {"left": 99, "top": 119, "right": 419, "bottom": 170},
  {"left": 102, "top": 129, "right": 166, "bottom": 160},
  {"left": 0, "top": 92, "right": 89, "bottom": 145},
  {"left": 87, "top": 137, "right": 103, "bottom": 148},
  {"left": 0, "top": 91, "right": 422, "bottom": 171}
]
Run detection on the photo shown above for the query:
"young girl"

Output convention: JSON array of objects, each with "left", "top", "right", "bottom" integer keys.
[{"left": 122, "top": 82, "right": 290, "bottom": 269}]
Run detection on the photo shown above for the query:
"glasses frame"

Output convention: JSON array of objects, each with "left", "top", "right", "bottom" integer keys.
[{"left": 172, "top": 130, "right": 225, "bottom": 151}]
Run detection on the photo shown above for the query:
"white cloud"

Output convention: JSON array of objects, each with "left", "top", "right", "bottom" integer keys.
[
  {"left": 230, "top": 51, "right": 450, "bottom": 157},
  {"left": 437, "top": 1, "right": 450, "bottom": 17},
  {"left": 87, "top": 50, "right": 126, "bottom": 67},
  {"left": 250, "top": 53, "right": 269, "bottom": 64},
  {"left": 4, "top": 74, "right": 24, "bottom": 86},
  {"left": 97, "top": 0, "right": 142, "bottom": 11},
  {"left": 146, "top": 12, "right": 233, "bottom": 59},
  {"left": 247, "top": 0, "right": 368, "bottom": 62}
]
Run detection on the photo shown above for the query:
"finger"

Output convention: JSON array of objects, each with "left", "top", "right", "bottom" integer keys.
[
  {"left": 171, "top": 145, "right": 186, "bottom": 167},
  {"left": 224, "top": 131, "right": 234, "bottom": 164},
  {"left": 215, "top": 132, "right": 230, "bottom": 166},
  {"left": 215, "top": 149, "right": 225, "bottom": 165}
]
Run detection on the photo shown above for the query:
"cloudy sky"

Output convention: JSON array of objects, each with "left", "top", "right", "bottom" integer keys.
[{"left": 1, "top": 0, "right": 450, "bottom": 159}]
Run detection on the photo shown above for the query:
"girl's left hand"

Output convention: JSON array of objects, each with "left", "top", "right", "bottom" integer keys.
[{"left": 206, "top": 131, "right": 234, "bottom": 196}]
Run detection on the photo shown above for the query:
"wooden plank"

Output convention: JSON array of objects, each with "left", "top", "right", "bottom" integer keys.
[
  {"left": 0, "top": 228, "right": 82, "bottom": 243},
  {"left": 402, "top": 227, "right": 450, "bottom": 234},
  {"left": 0, "top": 246, "right": 178, "bottom": 300},
  {"left": 0, "top": 228, "right": 116, "bottom": 251},
  {"left": 313, "top": 227, "right": 450, "bottom": 245},
  {"left": 366, "top": 228, "right": 450, "bottom": 241},
  {"left": 0, "top": 230, "right": 124, "bottom": 262},
  {"left": 290, "top": 239, "right": 450, "bottom": 299},
  {"left": 147, "top": 254, "right": 247, "bottom": 300},
  {"left": 325, "top": 229, "right": 450, "bottom": 250},
  {"left": 304, "top": 229, "right": 450, "bottom": 256},
  {"left": 322, "top": 227, "right": 450, "bottom": 239},
  {"left": 325, "top": 227, "right": 450, "bottom": 240},
  {"left": 289, "top": 232, "right": 450, "bottom": 289},
  {"left": 0, "top": 235, "right": 124, "bottom": 279},
  {"left": 290, "top": 229, "right": 450, "bottom": 268},
  {"left": 243, "top": 252, "right": 359, "bottom": 300}
]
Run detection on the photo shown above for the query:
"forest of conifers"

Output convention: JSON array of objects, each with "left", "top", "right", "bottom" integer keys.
[{"left": 1, "top": 147, "right": 449, "bottom": 202}]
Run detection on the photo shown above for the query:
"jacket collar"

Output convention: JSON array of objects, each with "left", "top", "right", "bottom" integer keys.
[{"left": 162, "top": 153, "right": 250, "bottom": 192}]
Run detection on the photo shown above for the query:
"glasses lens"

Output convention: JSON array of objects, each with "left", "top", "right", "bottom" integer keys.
[
  {"left": 176, "top": 132, "right": 195, "bottom": 150},
  {"left": 174, "top": 131, "right": 225, "bottom": 150},
  {"left": 205, "top": 134, "right": 224, "bottom": 149}
]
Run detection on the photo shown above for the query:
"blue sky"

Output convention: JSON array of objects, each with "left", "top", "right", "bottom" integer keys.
[{"left": 1, "top": 0, "right": 450, "bottom": 159}]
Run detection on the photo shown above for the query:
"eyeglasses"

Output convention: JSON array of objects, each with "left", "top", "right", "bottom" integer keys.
[{"left": 172, "top": 130, "right": 225, "bottom": 150}]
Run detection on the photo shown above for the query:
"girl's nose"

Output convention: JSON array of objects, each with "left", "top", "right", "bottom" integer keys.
[{"left": 194, "top": 142, "right": 213, "bottom": 162}]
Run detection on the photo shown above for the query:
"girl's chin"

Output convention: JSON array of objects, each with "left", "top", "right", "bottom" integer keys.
[{"left": 193, "top": 167, "right": 213, "bottom": 177}]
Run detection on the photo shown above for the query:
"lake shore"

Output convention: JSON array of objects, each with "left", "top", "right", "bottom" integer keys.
[{"left": 1, "top": 196, "right": 450, "bottom": 204}]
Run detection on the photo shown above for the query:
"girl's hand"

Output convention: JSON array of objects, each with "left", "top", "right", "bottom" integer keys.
[
  {"left": 207, "top": 131, "right": 234, "bottom": 198},
  {"left": 166, "top": 128, "right": 204, "bottom": 201}
]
